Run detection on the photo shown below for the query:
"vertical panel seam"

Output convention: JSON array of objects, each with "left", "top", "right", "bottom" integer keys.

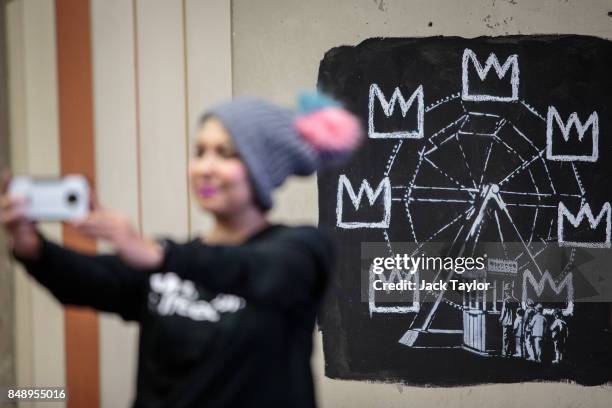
[
  {"left": 229, "top": 0, "right": 234, "bottom": 97},
  {"left": 182, "top": 0, "right": 192, "bottom": 238},
  {"left": 132, "top": 0, "right": 143, "bottom": 235}
]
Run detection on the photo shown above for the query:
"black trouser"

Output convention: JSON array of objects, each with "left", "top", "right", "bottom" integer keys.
[{"left": 502, "top": 325, "right": 513, "bottom": 355}]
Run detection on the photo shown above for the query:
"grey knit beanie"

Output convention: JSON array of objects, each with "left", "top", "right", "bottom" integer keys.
[{"left": 200, "top": 95, "right": 362, "bottom": 210}]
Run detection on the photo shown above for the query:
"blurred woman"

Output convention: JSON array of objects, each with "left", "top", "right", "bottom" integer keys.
[{"left": 1, "top": 94, "right": 361, "bottom": 407}]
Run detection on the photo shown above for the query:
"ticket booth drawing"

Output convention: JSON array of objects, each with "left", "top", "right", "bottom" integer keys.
[{"left": 461, "top": 258, "right": 518, "bottom": 356}]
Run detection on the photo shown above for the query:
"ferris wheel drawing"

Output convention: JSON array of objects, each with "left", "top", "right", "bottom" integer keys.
[{"left": 335, "top": 48, "right": 611, "bottom": 353}]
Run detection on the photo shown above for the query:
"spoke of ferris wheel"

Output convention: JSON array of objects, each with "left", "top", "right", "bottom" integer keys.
[
  {"left": 406, "top": 198, "right": 475, "bottom": 204},
  {"left": 472, "top": 120, "right": 509, "bottom": 189},
  {"left": 527, "top": 168, "right": 540, "bottom": 198},
  {"left": 493, "top": 192, "right": 543, "bottom": 276},
  {"left": 497, "top": 149, "right": 545, "bottom": 187},
  {"left": 528, "top": 207, "right": 538, "bottom": 246},
  {"left": 418, "top": 222, "right": 469, "bottom": 306},
  {"left": 408, "top": 205, "right": 475, "bottom": 258},
  {"left": 455, "top": 133, "right": 479, "bottom": 189},
  {"left": 478, "top": 140, "right": 495, "bottom": 187},
  {"left": 424, "top": 157, "right": 475, "bottom": 198},
  {"left": 504, "top": 203, "right": 557, "bottom": 208},
  {"left": 449, "top": 224, "right": 465, "bottom": 251},
  {"left": 426, "top": 115, "right": 478, "bottom": 190},
  {"left": 508, "top": 121, "right": 557, "bottom": 194},
  {"left": 499, "top": 190, "right": 582, "bottom": 198},
  {"left": 494, "top": 210, "right": 508, "bottom": 258},
  {"left": 397, "top": 188, "right": 580, "bottom": 203},
  {"left": 397, "top": 185, "right": 479, "bottom": 193}
]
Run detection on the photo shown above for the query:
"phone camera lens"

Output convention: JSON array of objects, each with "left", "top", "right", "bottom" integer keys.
[{"left": 66, "top": 192, "right": 78, "bottom": 205}]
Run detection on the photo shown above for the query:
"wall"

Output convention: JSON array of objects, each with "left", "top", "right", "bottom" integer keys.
[
  {"left": 231, "top": 0, "right": 612, "bottom": 407},
  {"left": 6, "top": 2, "right": 64, "bottom": 407},
  {"left": 5, "top": 1, "right": 612, "bottom": 407},
  {"left": 91, "top": 1, "right": 229, "bottom": 406},
  {"left": 6, "top": 1, "right": 230, "bottom": 407},
  {"left": 0, "top": 0, "right": 16, "bottom": 404}
]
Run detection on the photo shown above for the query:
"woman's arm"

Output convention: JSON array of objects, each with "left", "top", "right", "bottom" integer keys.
[
  {"left": 13, "top": 233, "right": 149, "bottom": 321},
  {"left": 2, "top": 173, "right": 150, "bottom": 320},
  {"left": 161, "top": 226, "right": 335, "bottom": 308}
]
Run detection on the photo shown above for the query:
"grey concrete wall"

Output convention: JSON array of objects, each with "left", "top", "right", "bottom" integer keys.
[{"left": 231, "top": 1, "right": 612, "bottom": 407}]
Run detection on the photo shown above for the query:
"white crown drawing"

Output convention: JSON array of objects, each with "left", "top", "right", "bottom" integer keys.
[
  {"left": 546, "top": 106, "right": 599, "bottom": 162},
  {"left": 368, "top": 264, "right": 420, "bottom": 316},
  {"left": 461, "top": 48, "right": 519, "bottom": 102},
  {"left": 557, "top": 201, "right": 611, "bottom": 248},
  {"left": 522, "top": 270, "right": 574, "bottom": 315},
  {"left": 368, "top": 83, "right": 424, "bottom": 139},
  {"left": 336, "top": 175, "right": 391, "bottom": 229}
]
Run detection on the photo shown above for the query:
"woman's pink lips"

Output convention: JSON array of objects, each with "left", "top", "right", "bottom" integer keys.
[{"left": 197, "top": 186, "right": 219, "bottom": 198}]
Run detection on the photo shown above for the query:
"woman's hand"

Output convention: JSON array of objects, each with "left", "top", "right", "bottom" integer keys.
[
  {"left": 70, "top": 193, "right": 164, "bottom": 270},
  {"left": 0, "top": 170, "right": 41, "bottom": 260}
]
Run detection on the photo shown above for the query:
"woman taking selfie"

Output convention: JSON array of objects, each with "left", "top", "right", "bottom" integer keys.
[{"left": 0, "top": 94, "right": 362, "bottom": 407}]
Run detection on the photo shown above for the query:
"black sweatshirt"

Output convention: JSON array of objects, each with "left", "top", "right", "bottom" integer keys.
[{"left": 14, "top": 224, "right": 334, "bottom": 408}]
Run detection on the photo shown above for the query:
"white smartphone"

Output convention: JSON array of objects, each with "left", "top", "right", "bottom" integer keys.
[{"left": 8, "top": 175, "right": 90, "bottom": 221}]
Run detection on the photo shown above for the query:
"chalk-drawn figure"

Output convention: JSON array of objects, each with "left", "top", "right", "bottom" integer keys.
[
  {"left": 528, "top": 303, "right": 548, "bottom": 362},
  {"left": 499, "top": 283, "right": 519, "bottom": 357},
  {"left": 550, "top": 308, "right": 569, "bottom": 364},
  {"left": 557, "top": 201, "right": 611, "bottom": 249},
  {"left": 513, "top": 308, "right": 525, "bottom": 358},
  {"left": 546, "top": 106, "right": 599, "bottom": 162},
  {"left": 523, "top": 299, "right": 537, "bottom": 361}
]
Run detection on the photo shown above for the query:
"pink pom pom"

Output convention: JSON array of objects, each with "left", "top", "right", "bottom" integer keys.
[{"left": 295, "top": 108, "right": 362, "bottom": 152}]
